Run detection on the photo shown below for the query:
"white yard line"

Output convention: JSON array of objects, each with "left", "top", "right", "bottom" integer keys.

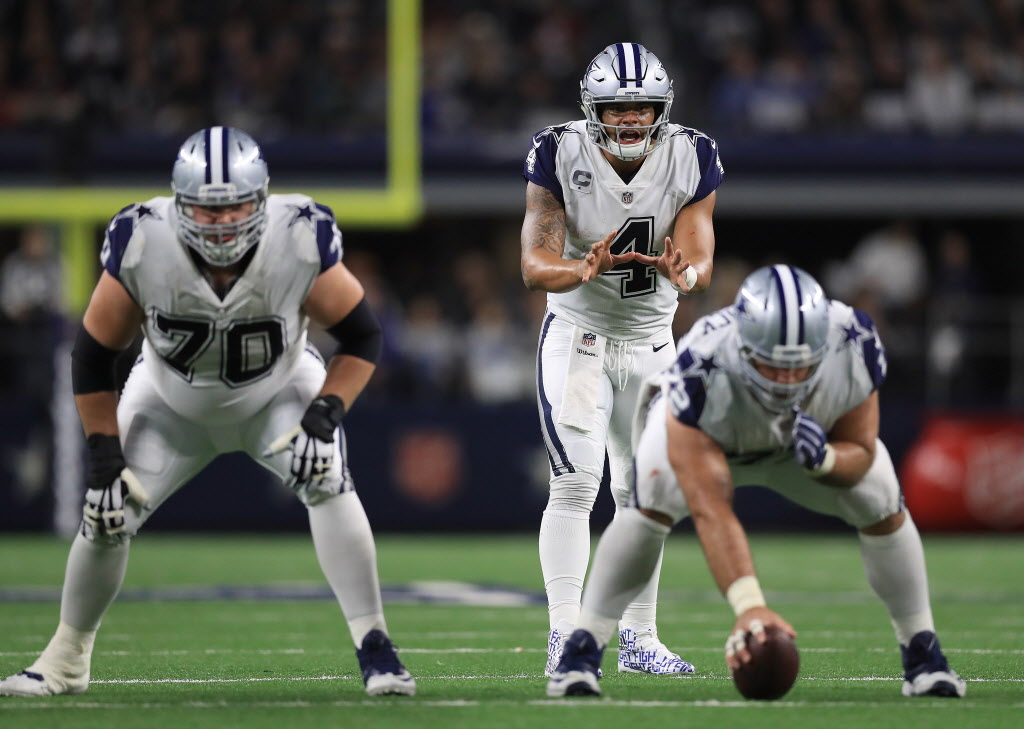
[{"left": 2, "top": 697, "right": 1021, "bottom": 712}]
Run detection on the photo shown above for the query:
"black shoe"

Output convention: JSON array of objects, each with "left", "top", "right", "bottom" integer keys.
[
  {"left": 545, "top": 629, "right": 604, "bottom": 697},
  {"left": 355, "top": 629, "right": 416, "bottom": 696},
  {"left": 900, "top": 631, "right": 965, "bottom": 697}
]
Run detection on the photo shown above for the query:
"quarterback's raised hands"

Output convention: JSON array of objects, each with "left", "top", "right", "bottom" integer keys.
[
  {"left": 633, "top": 236, "right": 697, "bottom": 293},
  {"left": 264, "top": 394, "right": 346, "bottom": 492},
  {"left": 80, "top": 434, "right": 150, "bottom": 544},
  {"left": 580, "top": 230, "right": 635, "bottom": 283}
]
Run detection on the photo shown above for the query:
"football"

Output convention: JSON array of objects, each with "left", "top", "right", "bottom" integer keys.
[{"left": 730, "top": 625, "right": 800, "bottom": 700}]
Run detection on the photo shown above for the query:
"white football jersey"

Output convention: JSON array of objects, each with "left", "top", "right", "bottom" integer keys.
[
  {"left": 100, "top": 194, "right": 343, "bottom": 421},
  {"left": 662, "top": 300, "right": 887, "bottom": 461},
  {"left": 523, "top": 120, "right": 724, "bottom": 339}
]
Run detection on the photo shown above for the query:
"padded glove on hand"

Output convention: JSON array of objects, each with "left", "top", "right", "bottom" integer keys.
[
  {"left": 792, "top": 408, "right": 835, "bottom": 475},
  {"left": 263, "top": 395, "right": 346, "bottom": 489},
  {"left": 81, "top": 434, "right": 150, "bottom": 543}
]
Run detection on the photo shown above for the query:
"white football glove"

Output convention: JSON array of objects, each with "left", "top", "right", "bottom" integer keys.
[
  {"left": 82, "top": 468, "right": 150, "bottom": 544},
  {"left": 81, "top": 434, "right": 150, "bottom": 545},
  {"left": 263, "top": 395, "right": 346, "bottom": 493}
]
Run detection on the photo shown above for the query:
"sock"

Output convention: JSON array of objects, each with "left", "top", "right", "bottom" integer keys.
[
  {"left": 60, "top": 532, "right": 130, "bottom": 631},
  {"left": 308, "top": 492, "right": 387, "bottom": 646},
  {"left": 859, "top": 513, "right": 935, "bottom": 645},
  {"left": 576, "top": 509, "right": 671, "bottom": 649},
  {"left": 539, "top": 508, "right": 591, "bottom": 628},
  {"left": 619, "top": 532, "right": 665, "bottom": 631},
  {"left": 28, "top": 621, "right": 96, "bottom": 693}
]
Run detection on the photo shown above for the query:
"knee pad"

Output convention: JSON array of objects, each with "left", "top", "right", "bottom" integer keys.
[
  {"left": 633, "top": 405, "right": 690, "bottom": 524},
  {"left": 633, "top": 465, "right": 690, "bottom": 525},
  {"left": 547, "top": 472, "right": 601, "bottom": 513},
  {"left": 835, "top": 440, "right": 904, "bottom": 528}
]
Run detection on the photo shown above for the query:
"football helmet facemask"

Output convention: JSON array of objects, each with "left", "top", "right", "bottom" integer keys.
[
  {"left": 734, "top": 265, "right": 831, "bottom": 412},
  {"left": 171, "top": 126, "right": 269, "bottom": 267},
  {"left": 580, "top": 42, "right": 674, "bottom": 161}
]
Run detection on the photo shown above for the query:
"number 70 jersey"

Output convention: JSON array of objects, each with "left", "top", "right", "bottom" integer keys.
[
  {"left": 523, "top": 119, "right": 723, "bottom": 339},
  {"left": 100, "top": 194, "right": 342, "bottom": 422}
]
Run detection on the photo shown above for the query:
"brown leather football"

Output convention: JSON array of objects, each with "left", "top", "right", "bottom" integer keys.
[{"left": 731, "top": 625, "right": 800, "bottom": 700}]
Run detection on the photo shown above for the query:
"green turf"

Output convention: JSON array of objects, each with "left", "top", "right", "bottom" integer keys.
[{"left": 0, "top": 532, "right": 1021, "bottom": 728}]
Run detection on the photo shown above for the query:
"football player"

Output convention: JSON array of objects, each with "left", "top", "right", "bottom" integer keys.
[
  {"left": 0, "top": 127, "right": 415, "bottom": 698},
  {"left": 547, "top": 265, "right": 966, "bottom": 699},
  {"left": 521, "top": 42, "right": 722, "bottom": 676}
]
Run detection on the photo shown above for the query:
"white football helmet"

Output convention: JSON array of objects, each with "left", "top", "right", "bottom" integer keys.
[
  {"left": 171, "top": 126, "right": 269, "bottom": 266},
  {"left": 734, "top": 265, "right": 831, "bottom": 412},
  {"left": 580, "top": 42, "right": 674, "bottom": 160}
]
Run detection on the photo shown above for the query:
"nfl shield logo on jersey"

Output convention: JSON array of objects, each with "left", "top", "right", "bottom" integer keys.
[
  {"left": 622, "top": 192, "right": 633, "bottom": 204},
  {"left": 582, "top": 332, "right": 597, "bottom": 347}
]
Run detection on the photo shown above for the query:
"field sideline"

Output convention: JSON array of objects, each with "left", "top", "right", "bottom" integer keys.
[{"left": 0, "top": 532, "right": 1021, "bottom": 728}]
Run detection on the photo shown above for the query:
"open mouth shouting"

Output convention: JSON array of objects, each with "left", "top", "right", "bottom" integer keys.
[{"left": 618, "top": 128, "right": 645, "bottom": 145}]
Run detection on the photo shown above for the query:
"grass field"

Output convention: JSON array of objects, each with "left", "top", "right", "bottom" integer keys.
[{"left": 0, "top": 532, "right": 1021, "bottom": 728}]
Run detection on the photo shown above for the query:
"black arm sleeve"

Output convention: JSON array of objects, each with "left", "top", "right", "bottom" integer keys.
[
  {"left": 71, "top": 326, "right": 121, "bottom": 394},
  {"left": 324, "top": 297, "right": 383, "bottom": 364}
]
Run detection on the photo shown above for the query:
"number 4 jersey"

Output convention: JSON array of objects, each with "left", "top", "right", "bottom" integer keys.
[
  {"left": 100, "top": 194, "right": 342, "bottom": 421},
  {"left": 523, "top": 120, "right": 723, "bottom": 339}
]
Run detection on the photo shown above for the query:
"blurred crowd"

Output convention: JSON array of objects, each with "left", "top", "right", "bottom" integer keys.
[
  {"left": 0, "top": 213, "right": 1005, "bottom": 417},
  {"left": 0, "top": 0, "right": 1018, "bottom": 410},
  {"left": 3, "top": 0, "right": 1024, "bottom": 160}
]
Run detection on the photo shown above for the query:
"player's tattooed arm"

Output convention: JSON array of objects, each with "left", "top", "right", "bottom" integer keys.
[
  {"left": 520, "top": 183, "right": 634, "bottom": 293},
  {"left": 520, "top": 183, "right": 570, "bottom": 291}
]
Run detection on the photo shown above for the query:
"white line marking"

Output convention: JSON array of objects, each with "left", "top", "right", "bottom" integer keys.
[
  {"left": 68, "top": 675, "right": 1021, "bottom": 686},
  {"left": 4, "top": 645, "right": 1022, "bottom": 659},
  {"left": 2, "top": 698, "right": 1020, "bottom": 711}
]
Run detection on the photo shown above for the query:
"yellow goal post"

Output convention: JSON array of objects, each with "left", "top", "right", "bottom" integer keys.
[{"left": 0, "top": 0, "right": 421, "bottom": 315}]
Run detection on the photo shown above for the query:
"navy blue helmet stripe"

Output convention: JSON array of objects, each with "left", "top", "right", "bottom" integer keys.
[
  {"left": 616, "top": 43, "right": 627, "bottom": 87},
  {"left": 203, "top": 127, "right": 212, "bottom": 184},
  {"left": 632, "top": 42, "right": 642, "bottom": 82},
  {"left": 791, "top": 265, "right": 805, "bottom": 344},
  {"left": 770, "top": 266, "right": 787, "bottom": 345},
  {"left": 221, "top": 126, "right": 230, "bottom": 183}
]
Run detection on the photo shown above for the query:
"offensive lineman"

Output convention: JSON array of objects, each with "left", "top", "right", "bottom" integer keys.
[
  {"left": 521, "top": 42, "right": 723, "bottom": 677},
  {"left": 547, "top": 265, "right": 965, "bottom": 699},
  {"left": 0, "top": 127, "right": 415, "bottom": 698}
]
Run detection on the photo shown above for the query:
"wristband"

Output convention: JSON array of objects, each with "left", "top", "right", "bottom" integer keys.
[
  {"left": 300, "top": 394, "right": 347, "bottom": 442},
  {"left": 671, "top": 266, "right": 698, "bottom": 294},
  {"left": 806, "top": 443, "right": 836, "bottom": 477},
  {"left": 726, "top": 575, "right": 767, "bottom": 616}
]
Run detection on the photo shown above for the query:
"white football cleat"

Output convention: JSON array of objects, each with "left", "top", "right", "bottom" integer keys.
[
  {"left": 544, "top": 621, "right": 573, "bottom": 678},
  {"left": 617, "top": 626, "right": 695, "bottom": 675},
  {"left": 0, "top": 671, "right": 55, "bottom": 697}
]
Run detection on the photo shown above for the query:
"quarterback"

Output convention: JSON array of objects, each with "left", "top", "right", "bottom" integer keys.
[
  {"left": 521, "top": 42, "right": 723, "bottom": 676},
  {"left": 0, "top": 127, "right": 415, "bottom": 698},
  {"left": 548, "top": 265, "right": 965, "bottom": 699}
]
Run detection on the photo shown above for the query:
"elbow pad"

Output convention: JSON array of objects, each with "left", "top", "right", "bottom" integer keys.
[
  {"left": 325, "top": 297, "right": 382, "bottom": 364},
  {"left": 71, "top": 326, "right": 120, "bottom": 394}
]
